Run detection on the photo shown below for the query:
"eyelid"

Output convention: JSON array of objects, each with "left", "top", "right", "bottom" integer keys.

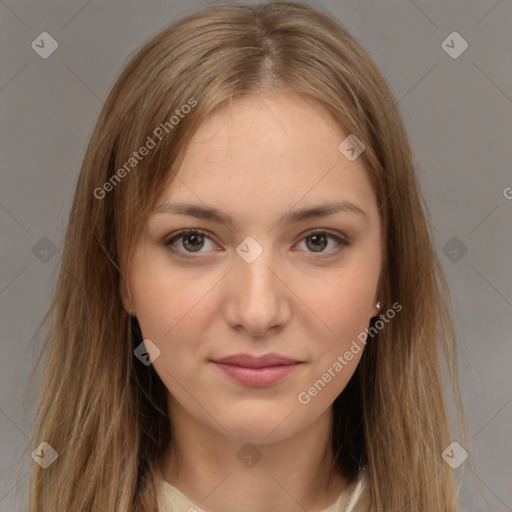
[
  {"left": 163, "top": 228, "right": 217, "bottom": 243},
  {"left": 293, "top": 229, "right": 350, "bottom": 256},
  {"left": 162, "top": 228, "right": 350, "bottom": 258}
]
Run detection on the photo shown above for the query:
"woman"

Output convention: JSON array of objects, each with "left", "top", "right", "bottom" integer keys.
[{"left": 23, "top": 2, "right": 471, "bottom": 511}]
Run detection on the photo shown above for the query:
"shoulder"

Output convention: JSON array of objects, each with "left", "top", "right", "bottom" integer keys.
[
  {"left": 155, "top": 472, "right": 200, "bottom": 512},
  {"left": 342, "top": 467, "right": 374, "bottom": 512}
]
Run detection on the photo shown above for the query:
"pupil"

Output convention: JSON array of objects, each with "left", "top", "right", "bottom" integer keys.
[
  {"left": 307, "top": 234, "right": 327, "bottom": 252},
  {"left": 184, "top": 234, "right": 203, "bottom": 251},
  {"left": 181, "top": 233, "right": 328, "bottom": 253}
]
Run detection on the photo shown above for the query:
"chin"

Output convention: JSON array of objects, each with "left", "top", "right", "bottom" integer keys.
[{"left": 216, "top": 406, "right": 304, "bottom": 445}]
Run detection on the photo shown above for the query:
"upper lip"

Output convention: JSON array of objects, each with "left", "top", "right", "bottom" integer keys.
[{"left": 211, "top": 353, "right": 302, "bottom": 368}]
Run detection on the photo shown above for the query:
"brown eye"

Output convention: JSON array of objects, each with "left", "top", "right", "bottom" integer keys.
[
  {"left": 163, "top": 229, "right": 217, "bottom": 258},
  {"left": 163, "top": 228, "right": 349, "bottom": 260},
  {"left": 181, "top": 233, "right": 205, "bottom": 252},
  {"left": 297, "top": 230, "right": 349, "bottom": 255},
  {"left": 305, "top": 233, "right": 328, "bottom": 252}
]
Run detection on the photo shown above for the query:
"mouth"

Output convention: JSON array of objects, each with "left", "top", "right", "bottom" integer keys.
[{"left": 209, "top": 353, "right": 303, "bottom": 387}]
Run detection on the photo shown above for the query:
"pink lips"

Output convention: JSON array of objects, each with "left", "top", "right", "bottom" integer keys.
[{"left": 210, "top": 353, "right": 302, "bottom": 387}]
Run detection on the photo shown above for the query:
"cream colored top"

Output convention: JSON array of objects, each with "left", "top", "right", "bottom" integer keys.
[{"left": 157, "top": 468, "right": 373, "bottom": 512}]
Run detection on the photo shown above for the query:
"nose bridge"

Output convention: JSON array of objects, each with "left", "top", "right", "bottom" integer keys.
[
  {"left": 227, "top": 236, "right": 289, "bottom": 333},
  {"left": 236, "top": 238, "right": 278, "bottom": 304}
]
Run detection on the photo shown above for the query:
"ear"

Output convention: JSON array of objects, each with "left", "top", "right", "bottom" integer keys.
[
  {"left": 373, "top": 271, "right": 385, "bottom": 317},
  {"left": 372, "top": 287, "right": 383, "bottom": 318},
  {"left": 119, "top": 276, "right": 135, "bottom": 315},
  {"left": 370, "top": 297, "right": 377, "bottom": 318}
]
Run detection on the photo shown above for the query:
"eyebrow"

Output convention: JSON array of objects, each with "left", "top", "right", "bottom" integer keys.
[{"left": 153, "top": 199, "right": 368, "bottom": 227}]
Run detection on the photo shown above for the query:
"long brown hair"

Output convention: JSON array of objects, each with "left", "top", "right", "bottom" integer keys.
[{"left": 20, "top": 2, "right": 473, "bottom": 510}]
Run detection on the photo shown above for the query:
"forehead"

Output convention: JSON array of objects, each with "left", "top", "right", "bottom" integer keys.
[{"left": 155, "top": 93, "right": 378, "bottom": 226}]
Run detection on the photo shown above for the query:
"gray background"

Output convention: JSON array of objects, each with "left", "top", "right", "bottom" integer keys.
[{"left": 1, "top": 0, "right": 511, "bottom": 510}]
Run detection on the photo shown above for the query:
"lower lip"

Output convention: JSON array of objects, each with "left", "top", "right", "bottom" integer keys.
[{"left": 212, "top": 362, "right": 301, "bottom": 387}]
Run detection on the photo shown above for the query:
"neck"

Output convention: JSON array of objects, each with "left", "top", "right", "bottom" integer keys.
[{"left": 160, "top": 396, "right": 347, "bottom": 512}]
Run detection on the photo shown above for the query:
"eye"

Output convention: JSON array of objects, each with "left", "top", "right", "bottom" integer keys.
[
  {"left": 295, "top": 230, "right": 349, "bottom": 255},
  {"left": 162, "top": 229, "right": 350, "bottom": 259},
  {"left": 163, "top": 229, "right": 218, "bottom": 258}
]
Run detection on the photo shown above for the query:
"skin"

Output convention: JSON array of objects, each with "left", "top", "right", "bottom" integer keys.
[{"left": 121, "top": 92, "right": 383, "bottom": 512}]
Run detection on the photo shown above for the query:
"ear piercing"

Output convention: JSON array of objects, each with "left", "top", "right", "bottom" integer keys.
[{"left": 376, "top": 301, "right": 381, "bottom": 311}]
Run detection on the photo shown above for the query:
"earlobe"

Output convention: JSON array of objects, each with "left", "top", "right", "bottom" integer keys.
[{"left": 119, "top": 277, "right": 135, "bottom": 315}]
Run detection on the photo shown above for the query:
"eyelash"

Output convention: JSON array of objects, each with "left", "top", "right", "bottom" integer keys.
[{"left": 162, "top": 229, "right": 350, "bottom": 260}]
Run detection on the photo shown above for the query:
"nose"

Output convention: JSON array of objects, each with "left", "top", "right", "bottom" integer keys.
[{"left": 223, "top": 243, "right": 291, "bottom": 337}]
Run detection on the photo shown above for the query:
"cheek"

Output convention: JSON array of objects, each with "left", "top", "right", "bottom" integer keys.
[
  {"left": 129, "top": 251, "right": 208, "bottom": 356},
  {"left": 295, "top": 270, "right": 377, "bottom": 346},
  {"left": 334, "top": 284, "right": 374, "bottom": 337},
  {"left": 293, "top": 277, "right": 374, "bottom": 407}
]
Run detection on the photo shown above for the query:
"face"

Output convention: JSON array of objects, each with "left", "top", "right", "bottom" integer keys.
[{"left": 121, "top": 93, "right": 383, "bottom": 444}]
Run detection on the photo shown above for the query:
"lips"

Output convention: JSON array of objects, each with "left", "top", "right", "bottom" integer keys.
[
  {"left": 210, "top": 353, "right": 302, "bottom": 387},
  {"left": 213, "top": 353, "right": 301, "bottom": 368}
]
